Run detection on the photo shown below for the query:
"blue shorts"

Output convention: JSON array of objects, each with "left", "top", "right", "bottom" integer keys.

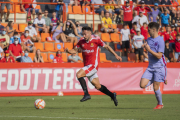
[
  {"left": 95, "top": 7, "right": 106, "bottom": 14},
  {"left": 142, "top": 67, "right": 167, "bottom": 83},
  {"left": 26, "top": 8, "right": 39, "bottom": 13},
  {"left": 169, "top": 42, "right": 175, "bottom": 49},
  {"left": 115, "top": 9, "right": 121, "bottom": 14},
  {"left": 175, "top": 52, "right": 180, "bottom": 59}
]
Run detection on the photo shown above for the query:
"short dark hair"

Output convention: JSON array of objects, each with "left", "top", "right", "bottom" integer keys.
[
  {"left": 25, "top": 30, "right": 29, "bottom": 33},
  {"left": 44, "top": 9, "right": 48, "bottom": 12},
  {"left": 132, "top": 22, "right": 137, "bottom": 25},
  {"left": 148, "top": 22, "right": 159, "bottom": 31},
  {"left": 38, "top": 13, "right": 42, "bottom": 16},
  {"left": 165, "top": 40, "right": 169, "bottom": 44},
  {"left": 24, "top": 49, "right": 28, "bottom": 52},
  {"left": 14, "top": 32, "right": 18, "bottom": 36},
  {"left": 82, "top": 26, "right": 92, "bottom": 31},
  {"left": 123, "top": 23, "right": 127, "bottom": 27},
  {"left": 143, "top": 22, "right": 147, "bottom": 25},
  {"left": 52, "top": 10, "right": 56, "bottom": 13}
]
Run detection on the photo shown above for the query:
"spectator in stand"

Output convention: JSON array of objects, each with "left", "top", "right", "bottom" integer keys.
[
  {"left": 68, "top": 53, "right": 83, "bottom": 63},
  {"left": 9, "top": 32, "right": 21, "bottom": 45},
  {"left": 6, "top": 21, "right": 15, "bottom": 38},
  {"left": 34, "top": 13, "right": 47, "bottom": 33},
  {"left": 34, "top": 49, "right": 44, "bottom": 63},
  {"left": 148, "top": 3, "right": 161, "bottom": 22},
  {"left": 161, "top": 0, "right": 171, "bottom": 7},
  {"left": 141, "top": 22, "right": 148, "bottom": 40},
  {"left": 42, "top": 10, "right": 52, "bottom": 33},
  {"left": 0, "top": 20, "right": 5, "bottom": 34},
  {"left": 51, "top": 11, "right": 59, "bottom": 27},
  {"left": 20, "top": 30, "right": 36, "bottom": 53},
  {"left": 92, "top": 30, "right": 100, "bottom": 39},
  {"left": 170, "top": 24, "right": 177, "bottom": 49},
  {"left": 130, "top": 22, "right": 137, "bottom": 52},
  {"left": 132, "top": 28, "right": 145, "bottom": 62},
  {"left": 0, "top": 28, "right": 9, "bottom": 51},
  {"left": 132, "top": 10, "right": 149, "bottom": 28},
  {"left": 52, "top": 19, "right": 66, "bottom": 43},
  {"left": 81, "top": 0, "right": 90, "bottom": 6},
  {"left": 0, "top": 0, "right": 11, "bottom": 22},
  {"left": 163, "top": 25, "right": 171, "bottom": 41},
  {"left": 134, "top": 1, "right": 152, "bottom": 16},
  {"left": 25, "top": 21, "right": 41, "bottom": 42},
  {"left": 144, "top": 0, "right": 155, "bottom": 5},
  {"left": 21, "top": 49, "right": 33, "bottom": 63},
  {"left": 172, "top": 11, "right": 180, "bottom": 26},
  {"left": 63, "top": 20, "right": 80, "bottom": 43},
  {"left": 175, "top": 24, "right": 180, "bottom": 35},
  {"left": 175, "top": 34, "right": 180, "bottom": 62},
  {"left": 55, "top": 0, "right": 63, "bottom": 21},
  {"left": 75, "top": 21, "right": 83, "bottom": 41},
  {"left": 120, "top": 1, "right": 133, "bottom": 29},
  {"left": 101, "top": 12, "right": 118, "bottom": 33},
  {"left": 53, "top": 50, "right": 63, "bottom": 63},
  {"left": 8, "top": 37, "right": 23, "bottom": 62},
  {"left": 20, "top": 0, "right": 42, "bottom": 20},
  {"left": 91, "top": 0, "right": 106, "bottom": 18},
  {"left": 120, "top": 23, "right": 131, "bottom": 56},
  {"left": 160, "top": 9, "right": 170, "bottom": 27},
  {"left": 170, "top": 0, "right": 178, "bottom": 11},
  {"left": 0, "top": 50, "right": 15, "bottom": 63},
  {"left": 61, "top": 0, "right": 70, "bottom": 20},
  {"left": 164, "top": 40, "right": 174, "bottom": 62},
  {"left": 104, "top": 0, "right": 115, "bottom": 22}
]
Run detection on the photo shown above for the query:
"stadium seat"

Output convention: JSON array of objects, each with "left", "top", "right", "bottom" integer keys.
[
  {"left": 48, "top": 53, "right": 56, "bottom": 62},
  {"left": 35, "top": 5, "right": 41, "bottom": 10},
  {"left": 111, "top": 33, "right": 120, "bottom": 42},
  {"left": 62, "top": 53, "right": 68, "bottom": 62},
  {"left": 68, "top": 6, "right": 73, "bottom": 14},
  {"left": 73, "top": 6, "right": 82, "bottom": 14},
  {"left": 82, "top": 6, "right": 91, "bottom": 14},
  {"left": 41, "top": 33, "right": 50, "bottom": 42},
  {"left": 100, "top": 53, "right": 112, "bottom": 63},
  {"left": 13, "top": 23, "right": 19, "bottom": 32},
  {"left": 15, "top": 5, "right": 25, "bottom": 13},
  {"left": 64, "top": 43, "right": 73, "bottom": 50},
  {"left": 54, "top": 43, "right": 64, "bottom": 52},
  {"left": 19, "top": 23, "right": 27, "bottom": 32},
  {"left": 41, "top": 53, "right": 48, "bottom": 62},
  {"left": 114, "top": 43, "right": 122, "bottom": 51},
  {"left": 127, "top": 53, "right": 136, "bottom": 62},
  {"left": 1, "top": 23, "right": 7, "bottom": 27},
  {"left": 44, "top": 43, "right": 56, "bottom": 52},
  {"left": 34, "top": 43, "right": 45, "bottom": 52},
  {"left": 28, "top": 53, "right": 35, "bottom": 61},
  {"left": 101, "top": 33, "right": 111, "bottom": 42},
  {"left": 112, "top": 24, "right": 117, "bottom": 29}
]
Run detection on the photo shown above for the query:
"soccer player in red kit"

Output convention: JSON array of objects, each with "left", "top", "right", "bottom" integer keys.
[{"left": 66, "top": 26, "right": 122, "bottom": 106}]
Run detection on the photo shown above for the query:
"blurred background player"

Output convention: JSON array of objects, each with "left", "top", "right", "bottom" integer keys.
[
  {"left": 140, "top": 22, "right": 167, "bottom": 109},
  {"left": 65, "top": 26, "right": 122, "bottom": 106}
]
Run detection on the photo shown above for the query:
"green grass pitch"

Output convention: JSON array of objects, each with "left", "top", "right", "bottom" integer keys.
[{"left": 0, "top": 94, "right": 179, "bottom": 120}]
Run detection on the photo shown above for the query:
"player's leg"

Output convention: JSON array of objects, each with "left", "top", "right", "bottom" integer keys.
[
  {"left": 90, "top": 75, "right": 118, "bottom": 106},
  {"left": 140, "top": 68, "right": 153, "bottom": 88},
  {"left": 76, "top": 69, "right": 89, "bottom": 97}
]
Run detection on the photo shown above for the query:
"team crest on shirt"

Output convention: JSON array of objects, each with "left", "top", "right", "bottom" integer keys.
[
  {"left": 154, "top": 42, "right": 158, "bottom": 46},
  {"left": 91, "top": 43, "right": 94, "bottom": 47}
]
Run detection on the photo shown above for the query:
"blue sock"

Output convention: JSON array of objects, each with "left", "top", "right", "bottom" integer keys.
[
  {"left": 145, "top": 80, "right": 153, "bottom": 88},
  {"left": 155, "top": 89, "right": 163, "bottom": 105}
]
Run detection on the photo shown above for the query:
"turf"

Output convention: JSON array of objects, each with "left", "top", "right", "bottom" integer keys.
[{"left": 0, "top": 94, "right": 179, "bottom": 120}]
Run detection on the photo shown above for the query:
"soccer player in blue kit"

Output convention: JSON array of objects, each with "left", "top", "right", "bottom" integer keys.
[{"left": 140, "top": 22, "right": 167, "bottom": 109}]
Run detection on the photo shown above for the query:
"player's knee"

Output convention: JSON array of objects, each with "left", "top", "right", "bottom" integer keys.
[
  {"left": 76, "top": 72, "right": 82, "bottom": 79},
  {"left": 95, "top": 84, "right": 101, "bottom": 90},
  {"left": 140, "top": 84, "right": 146, "bottom": 89}
]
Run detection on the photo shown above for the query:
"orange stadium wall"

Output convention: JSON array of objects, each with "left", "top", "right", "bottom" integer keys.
[{"left": 0, "top": 63, "right": 180, "bottom": 97}]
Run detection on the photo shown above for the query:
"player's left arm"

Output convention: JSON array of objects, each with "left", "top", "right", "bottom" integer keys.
[
  {"left": 144, "top": 39, "right": 164, "bottom": 59},
  {"left": 104, "top": 44, "right": 122, "bottom": 61}
]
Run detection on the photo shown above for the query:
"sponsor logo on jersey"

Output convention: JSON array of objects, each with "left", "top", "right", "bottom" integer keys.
[{"left": 82, "top": 49, "right": 94, "bottom": 53}]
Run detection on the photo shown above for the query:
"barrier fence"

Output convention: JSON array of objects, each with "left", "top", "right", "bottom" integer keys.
[{"left": 0, "top": 63, "right": 179, "bottom": 96}]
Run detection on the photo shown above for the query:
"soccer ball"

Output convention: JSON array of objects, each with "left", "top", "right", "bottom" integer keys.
[
  {"left": 34, "top": 99, "right": 45, "bottom": 109},
  {"left": 57, "top": 91, "right": 64, "bottom": 96}
]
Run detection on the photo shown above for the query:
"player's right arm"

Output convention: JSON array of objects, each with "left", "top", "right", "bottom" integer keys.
[{"left": 65, "top": 48, "right": 78, "bottom": 54}]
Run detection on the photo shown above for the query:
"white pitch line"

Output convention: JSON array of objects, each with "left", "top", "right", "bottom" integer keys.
[{"left": 0, "top": 116, "right": 135, "bottom": 120}]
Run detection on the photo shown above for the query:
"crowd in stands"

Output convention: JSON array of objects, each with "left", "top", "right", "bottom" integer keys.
[{"left": 0, "top": 0, "right": 180, "bottom": 63}]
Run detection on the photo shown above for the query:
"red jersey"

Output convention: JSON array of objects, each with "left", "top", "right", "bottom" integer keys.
[
  {"left": 53, "top": 56, "right": 63, "bottom": 63},
  {"left": 20, "top": 35, "right": 32, "bottom": 46},
  {"left": 0, "top": 56, "right": 15, "bottom": 63},
  {"left": 158, "top": 31, "right": 162, "bottom": 36},
  {"left": 8, "top": 44, "right": 22, "bottom": 56},
  {"left": 122, "top": 6, "right": 133, "bottom": 21},
  {"left": 141, "top": 26, "right": 148, "bottom": 40},
  {"left": 134, "top": 6, "right": 151, "bottom": 16},
  {"left": 170, "top": 31, "right": 177, "bottom": 43},
  {"left": 162, "top": 31, "right": 170, "bottom": 41},
  {"left": 130, "top": 28, "right": 137, "bottom": 39},
  {"left": 23, "top": 0, "right": 33, "bottom": 9},
  {"left": 175, "top": 41, "right": 180, "bottom": 52},
  {"left": 171, "top": 1, "right": 178, "bottom": 11},
  {"left": 76, "top": 38, "right": 105, "bottom": 68}
]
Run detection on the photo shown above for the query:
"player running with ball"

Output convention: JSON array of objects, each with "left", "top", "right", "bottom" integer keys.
[
  {"left": 65, "top": 26, "right": 122, "bottom": 106},
  {"left": 140, "top": 22, "right": 167, "bottom": 109}
]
